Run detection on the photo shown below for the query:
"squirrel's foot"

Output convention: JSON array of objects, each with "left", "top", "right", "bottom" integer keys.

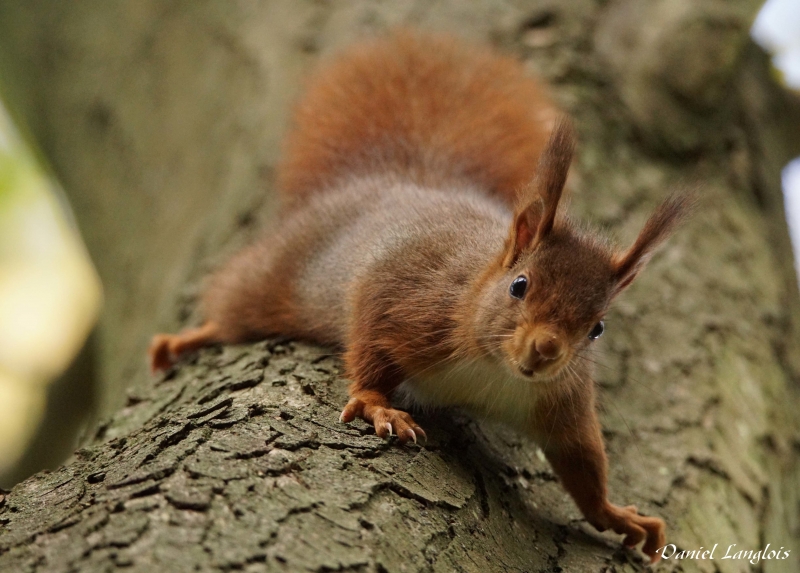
[
  {"left": 148, "top": 322, "right": 221, "bottom": 374},
  {"left": 340, "top": 397, "right": 426, "bottom": 444},
  {"left": 590, "top": 503, "right": 666, "bottom": 563},
  {"left": 149, "top": 334, "right": 178, "bottom": 373}
]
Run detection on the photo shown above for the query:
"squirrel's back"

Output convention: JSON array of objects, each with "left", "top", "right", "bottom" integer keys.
[{"left": 277, "top": 31, "right": 554, "bottom": 206}]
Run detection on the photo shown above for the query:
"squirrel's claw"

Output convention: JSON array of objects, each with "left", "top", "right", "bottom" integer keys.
[
  {"left": 592, "top": 503, "right": 666, "bottom": 563},
  {"left": 339, "top": 397, "right": 426, "bottom": 446}
]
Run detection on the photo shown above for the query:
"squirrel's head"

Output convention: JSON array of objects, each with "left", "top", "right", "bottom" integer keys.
[{"left": 476, "top": 119, "right": 694, "bottom": 382}]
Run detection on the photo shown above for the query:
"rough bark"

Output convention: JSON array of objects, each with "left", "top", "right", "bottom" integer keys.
[{"left": 1, "top": 1, "right": 799, "bottom": 572}]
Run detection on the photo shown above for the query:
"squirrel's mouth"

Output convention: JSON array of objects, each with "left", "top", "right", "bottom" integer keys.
[{"left": 514, "top": 356, "right": 569, "bottom": 380}]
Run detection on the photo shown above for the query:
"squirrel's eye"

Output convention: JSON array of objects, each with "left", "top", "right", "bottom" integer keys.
[
  {"left": 509, "top": 276, "right": 528, "bottom": 299},
  {"left": 588, "top": 321, "right": 605, "bottom": 340}
]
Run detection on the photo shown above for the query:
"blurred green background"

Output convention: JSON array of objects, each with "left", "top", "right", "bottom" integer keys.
[{"left": 0, "top": 105, "right": 101, "bottom": 485}]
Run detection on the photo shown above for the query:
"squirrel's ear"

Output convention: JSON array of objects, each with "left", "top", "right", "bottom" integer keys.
[
  {"left": 611, "top": 193, "right": 696, "bottom": 294},
  {"left": 503, "top": 118, "right": 575, "bottom": 268}
]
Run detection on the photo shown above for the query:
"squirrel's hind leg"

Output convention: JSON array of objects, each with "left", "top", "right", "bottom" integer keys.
[{"left": 148, "top": 321, "right": 222, "bottom": 373}]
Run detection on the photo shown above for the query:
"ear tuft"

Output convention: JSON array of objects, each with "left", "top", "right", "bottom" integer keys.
[
  {"left": 504, "top": 117, "right": 576, "bottom": 267},
  {"left": 612, "top": 191, "right": 697, "bottom": 292},
  {"left": 533, "top": 117, "right": 575, "bottom": 240}
]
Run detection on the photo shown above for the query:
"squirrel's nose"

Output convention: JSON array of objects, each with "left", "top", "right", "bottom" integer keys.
[{"left": 534, "top": 337, "right": 563, "bottom": 361}]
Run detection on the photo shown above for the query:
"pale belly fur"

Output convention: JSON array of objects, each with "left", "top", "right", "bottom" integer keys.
[{"left": 398, "top": 359, "right": 546, "bottom": 430}]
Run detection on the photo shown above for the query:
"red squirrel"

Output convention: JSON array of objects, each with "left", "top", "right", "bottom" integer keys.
[{"left": 149, "top": 31, "right": 692, "bottom": 562}]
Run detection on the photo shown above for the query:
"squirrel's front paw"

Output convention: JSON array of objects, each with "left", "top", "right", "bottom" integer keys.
[
  {"left": 340, "top": 398, "right": 426, "bottom": 444},
  {"left": 592, "top": 503, "right": 666, "bottom": 563}
]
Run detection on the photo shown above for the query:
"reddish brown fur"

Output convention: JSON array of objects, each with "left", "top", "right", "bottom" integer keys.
[
  {"left": 277, "top": 30, "right": 554, "bottom": 208},
  {"left": 533, "top": 377, "right": 666, "bottom": 558},
  {"left": 149, "top": 32, "right": 694, "bottom": 563},
  {"left": 503, "top": 118, "right": 575, "bottom": 268},
  {"left": 612, "top": 193, "right": 697, "bottom": 292}
]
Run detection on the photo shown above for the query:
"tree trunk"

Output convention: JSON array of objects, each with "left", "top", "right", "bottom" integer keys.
[{"left": 1, "top": 1, "right": 799, "bottom": 572}]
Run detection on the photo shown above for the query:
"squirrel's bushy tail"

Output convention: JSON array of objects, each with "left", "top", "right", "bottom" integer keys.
[{"left": 277, "top": 30, "right": 555, "bottom": 207}]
